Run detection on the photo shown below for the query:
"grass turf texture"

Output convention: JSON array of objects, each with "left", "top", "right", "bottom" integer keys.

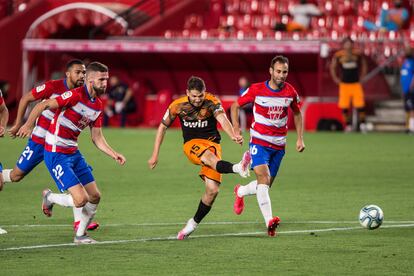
[{"left": 0, "top": 129, "right": 413, "bottom": 275}]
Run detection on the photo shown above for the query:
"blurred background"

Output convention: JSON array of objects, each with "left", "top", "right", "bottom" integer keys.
[{"left": 0, "top": 0, "right": 413, "bottom": 132}]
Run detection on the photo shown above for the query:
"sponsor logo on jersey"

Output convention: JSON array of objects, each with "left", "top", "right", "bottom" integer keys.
[
  {"left": 183, "top": 119, "right": 208, "bottom": 128},
  {"left": 61, "top": 91, "right": 73, "bottom": 100},
  {"left": 36, "top": 84, "right": 46, "bottom": 93}
]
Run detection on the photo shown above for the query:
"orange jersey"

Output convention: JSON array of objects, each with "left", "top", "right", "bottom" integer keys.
[
  {"left": 333, "top": 49, "right": 364, "bottom": 83},
  {"left": 162, "top": 93, "right": 224, "bottom": 144}
]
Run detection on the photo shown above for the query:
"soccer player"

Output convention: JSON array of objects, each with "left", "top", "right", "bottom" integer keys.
[
  {"left": 330, "top": 37, "right": 367, "bottom": 132},
  {"left": 16, "top": 62, "right": 126, "bottom": 244},
  {"left": 400, "top": 45, "right": 414, "bottom": 134},
  {"left": 148, "top": 76, "right": 251, "bottom": 240},
  {"left": 230, "top": 55, "right": 305, "bottom": 237},
  {"left": 2, "top": 60, "right": 99, "bottom": 232}
]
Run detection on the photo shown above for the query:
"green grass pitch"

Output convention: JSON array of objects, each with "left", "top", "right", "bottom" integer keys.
[{"left": 0, "top": 129, "right": 413, "bottom": 275}]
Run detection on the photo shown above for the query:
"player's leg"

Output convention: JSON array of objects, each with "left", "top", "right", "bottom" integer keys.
[
  {"left": 200, "top": 147, "right": 251, "bottom": 178},
  {"left": 407, "top": 93, "right": 414, "bottom": 133},
  {"left": 71, "top": 154, "right": 100, "bottom": 232},
  {"left": 177, "top": 164, "right": 221, "bottom": 240},
  {"left": 352, "top": 83, "right": 366, "bottom": 132},
  {"left": 1, "top": 139, "right": 44, "bottom": 185},
  {"left": 338, "top": 83, "right": 352, "bottom": 131},
  {"left": 233, "top": 144, "right": 268, "bottom": 215}
]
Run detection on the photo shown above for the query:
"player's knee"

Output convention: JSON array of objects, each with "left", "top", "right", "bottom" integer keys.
[
  {"left": 200, "top": 150, "right": 216, "bottom": 166},
  {"left": 88, "top": 192, "right": 101, "bottom": 204},
  {"left": 256, "top": 174, "right": 271, "bottom": 185},
  {"left": 73, "top": 196, "right": 89, "bottom": 208},
  {"left": 206, "top": 186, "right": 219, "bottom": 198}
]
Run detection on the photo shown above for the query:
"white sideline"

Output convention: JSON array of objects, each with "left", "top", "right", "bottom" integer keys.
[
  {"left": 3, "top": 220, "right": 414, "bottom": 228},
  {"left": 1, "top": 223, "right": 413, "bottom": 251}
]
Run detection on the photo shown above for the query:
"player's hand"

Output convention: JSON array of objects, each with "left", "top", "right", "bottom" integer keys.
[
  {"left": 232, "top": 135, "right": 243, "bottom": 145},
  {"left": 234, "top": 127, "right": 242, "bottom": 136},
  {"left": 0, "top": 126, "right": 5, "bottom": 137},
  {"left": 8, "top": 124, "right": 21, "bottom": 138},
  {"left": 296, "top": 139, "right": 305, "bottom": 152},
  {"left": 16, "top": 124, "right": 33, "bottom": 138},
  {"left": 148, "top": 155, "right": 158, "bottom": 169},
  {"left": 114, "top": 152, "right": 126, "bottom": 165}
]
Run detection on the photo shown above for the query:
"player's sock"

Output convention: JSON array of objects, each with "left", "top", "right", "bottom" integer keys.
[
  {"left": 2, "top": 169, "right": 12, "bottom": 182},
  {"left": 256, "top": 184, "right": 272, "bottom": 225},
  {"left": 76, "top": 202, "right": 98, "bottom": 237},
  {"left": 409, "top": 117, "right": 414, "bottom": 132},
  {"left": 238, "top": 180, "right": 257, "bottom": 197},
  {"left": 193, "top": 200, "right": 212, "bottom": 223},
  {"left": 215, "top": 160, "right": 234, "bottom": 174},
  {"left": 73, "top": 207, "right": 82, "bottom": 222},
  {"left": 48, "top": 193, "right": 74, "bottom": 207}
]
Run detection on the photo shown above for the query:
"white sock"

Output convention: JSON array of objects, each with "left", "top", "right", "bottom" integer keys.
[
  {"left": 73, "top": 207, "right": 82, "bottom": 222},
  {"left": 2, "top": 169, "right": 11, "bottom": 183},
  {"left": 409, "top": 117, "right": 414, "bottom": 132},
  {"left": 183, "top": 218, "right": 198, "bottom": 234},
  {"left": 48, "top": 193, "right": 74, "bottom": 207},
  {"left": 76, "top": 202, "right": 98, "bottom": 237},
  {"left": 232, "top": 163, "right": 241, "bottom": 173},
  {"left": 237, "top": 180, "right": 257, "bottom": 197},
  {"left": 256, "top": 184, "right": 272, "bottom": 226}
]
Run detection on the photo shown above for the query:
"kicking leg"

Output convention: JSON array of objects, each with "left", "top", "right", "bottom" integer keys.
[{"left": 201, "top": 149, "right": 251, "bottom": 178}]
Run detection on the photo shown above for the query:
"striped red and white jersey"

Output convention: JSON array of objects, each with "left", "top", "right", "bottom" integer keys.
[
  {"left": 237, "top": 81, "right": 301, "bottom": 150},
  {"left": 45, "top": 85, "right": 103, "bottom": 154},
  {"left": 30, "top": 79, "right": 70, "bottom": 145}
]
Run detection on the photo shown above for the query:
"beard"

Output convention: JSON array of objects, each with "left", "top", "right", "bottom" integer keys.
[
  {"left": 93, "top": 85, "right": 106, "bottom": 96},
  {"left": 76, "top": 80, "right": 84, "bottom": 87}
]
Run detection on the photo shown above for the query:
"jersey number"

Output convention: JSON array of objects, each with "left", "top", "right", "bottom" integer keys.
[
  {"left": 19, "top": 146, "right": 34, "bottom": 164},
  {"left": 190, "top": 145, "right": 201, "bottom": 155},
  {"left": 52, "top": 165, "right": 64, "bottom": 180},
  {"left": 250, "top": 145, "right": 258, "bottom": 155}
]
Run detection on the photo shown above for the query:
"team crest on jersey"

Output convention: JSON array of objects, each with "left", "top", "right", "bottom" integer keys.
[
  {"left": 36, "top": 84, "right": 46, "bottom": 93},
  {"left": 61, "top": 91, "right": 73, "bottom": 100},
  {"left": 267, "top": 106, "right": 284, "bottom": 120}
]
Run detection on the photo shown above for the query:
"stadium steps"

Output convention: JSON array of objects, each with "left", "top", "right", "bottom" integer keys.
[{"left": 366, "top": 100, "right": 406, "bottom": 132}]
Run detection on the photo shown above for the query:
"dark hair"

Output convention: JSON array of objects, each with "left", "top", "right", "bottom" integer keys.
[
  {"left": 187, "top": 76, "right": 206, "bottom": 92},
  {"left": 86, "top": 61, "right": 108, "bottom": 73},
  {"left": 270, "top": 55, "right": 289, "bottom": 68},
  {"left": 65, "top": 59, "right": 84, "bottom": 71},
  {"left": 342, "top": 36, "right": 354, "bottom": 45}
]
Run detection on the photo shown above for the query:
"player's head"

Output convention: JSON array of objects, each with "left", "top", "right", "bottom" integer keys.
[
  {"left": 65, "top": 59, "right": 86, "bottom": 88},
  {"left": 269, "top": 55, "right": 289, "bottom": 89},
  {"left": 86, "top": 62, "right": 109, "bottom": 96},
  {"left": 342, "top": 36, "right": 354, "bottom": 51},
  {"left": 186, "top": 76, "right": 206, "bottom": 107}
]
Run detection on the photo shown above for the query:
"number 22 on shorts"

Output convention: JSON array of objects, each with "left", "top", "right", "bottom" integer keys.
[{"left": 52, "top": 164, "right": 64, "bottom": 180}]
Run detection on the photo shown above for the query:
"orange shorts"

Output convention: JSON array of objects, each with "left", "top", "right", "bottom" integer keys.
[
  {"left": 183, "top": 139, "right": 222, "bottom": 183},
  {"left": 338, "top": 82, "right": 365, "bottom": 109}
]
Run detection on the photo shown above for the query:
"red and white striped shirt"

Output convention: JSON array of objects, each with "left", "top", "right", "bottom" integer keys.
[
  {"left": 45, "top": 85, "right": 103, "bottom": 154},
  {"left": 237, "top": 81, "right": 301, "bottom": 150},
  {"left": 30, "top": 79, "right": 70, "bottom": 145}
]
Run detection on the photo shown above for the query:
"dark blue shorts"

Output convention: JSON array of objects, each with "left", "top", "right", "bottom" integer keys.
[
  {"left": 249, "top": 143, "right": 285, "bottom": 177},
  {"left": 44, "top": 150, "right": 94, "bottom": 193},
  {"left": 16, "top": 139, "right": 44, "bottom": 173},
  {"left": 403, "top": 92, "right": 414, "bottom": 112}
]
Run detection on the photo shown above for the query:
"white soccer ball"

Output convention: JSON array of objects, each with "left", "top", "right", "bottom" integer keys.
[{"left": 359, "top": 205, "right": 384, "bottom": 230}]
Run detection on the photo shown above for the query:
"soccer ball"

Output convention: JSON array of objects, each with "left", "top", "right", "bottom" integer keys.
[{"left": 359, "top": 205, "right": 384, "bottom": 230}]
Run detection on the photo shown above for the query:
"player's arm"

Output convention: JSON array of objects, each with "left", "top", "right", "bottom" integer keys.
[
  {"left": 148, "top": 123, "right": 168, "bottom": 169},
  {"left": 230, "top": 101, "right": 242, "bottom": 135},
  {"left": 329, "top": 55, "right": 340, "bottom": 85},
  {"left": 90, "top": 127, "right": 126, "bottom": 165},
  {"left": 215, "top": 112, "right": 243, "bottom": 145},
  {"left": 0, "top": 101, "right": 9, "bottom": 137},
  {"left": 360, "top": 55, "right": 368, "bottom": 80},
  {"left": 16, "top": 98, "right": 59, "bottom": 138},
  {"left": 8, "top": 92, "right": 37, "bottom": 138},
  {"left": 293, "top": 110, "right": 305, "bottom": 152}
]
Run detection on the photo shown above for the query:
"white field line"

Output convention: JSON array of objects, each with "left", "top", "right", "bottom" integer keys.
[
  {"left": 1, "top": 223, "right": 413, "bottom": 251},
  {"left": 2, "top": 220, "right": 414, "bottom": 228}
]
